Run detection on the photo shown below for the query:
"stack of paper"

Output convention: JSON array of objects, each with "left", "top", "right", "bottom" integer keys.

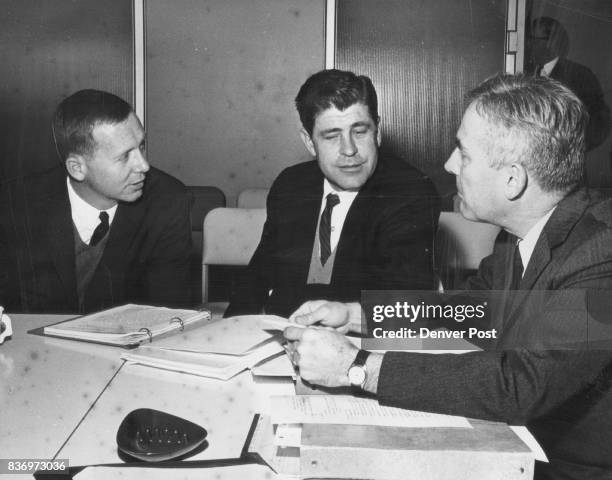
[{"left": 122, "top": 315, "right": 296, "bottom": 380}]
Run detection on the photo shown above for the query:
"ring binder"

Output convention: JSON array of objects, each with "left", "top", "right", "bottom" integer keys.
[
  {"left": 35, "top": 304, "right": 212, "bottom": 348},
  {"left": 139, "top": 328, "right": 153, "bottom": 343},
  {"left": 170, "top": 317, "right": 185, "bottom": 331}
]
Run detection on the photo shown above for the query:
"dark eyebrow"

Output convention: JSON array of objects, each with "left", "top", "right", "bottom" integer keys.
[{"left": 319, "top": 127, "right": 342, "bottom": 135}]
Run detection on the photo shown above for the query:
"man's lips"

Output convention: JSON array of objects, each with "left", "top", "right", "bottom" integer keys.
[{"left": 338, "top": 163, "right": 365, "bottom": 171}]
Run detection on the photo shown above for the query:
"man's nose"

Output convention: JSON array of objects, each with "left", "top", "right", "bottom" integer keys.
[
  {"left": 132, "top": 149, "right": 150, "bottom": 173},
  {"left": 445, "top": 148, "right": 460, "bottom": 175},
  {"left": 340, "top": 133, "right": 357, "bottom": 157}
]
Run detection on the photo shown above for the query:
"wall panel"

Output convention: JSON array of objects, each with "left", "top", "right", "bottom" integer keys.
[
  {"left": 0, "top": 0, "right": 133, "bottom": 179},
  {"left": 145, "top": 0, "right": 326, "bottom": 204},
  {"left": 336, "top": 0, "right": 506, "bottom": 204}
]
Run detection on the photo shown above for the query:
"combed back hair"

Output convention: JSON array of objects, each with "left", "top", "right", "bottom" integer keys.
[
  {"left": 466, "top": 73, "right": 588, "bottom": 193},
  {"left": 52, "top": 89, "right": 133, "bottom": 161},
  {"left": 295, "top": 69, "right": 379, "bottom": 135}
]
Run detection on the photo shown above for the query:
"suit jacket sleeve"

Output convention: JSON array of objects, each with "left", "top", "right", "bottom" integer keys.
[
  {"left": 377, "top": 228, "right": 612, "bottom": 425},
  {"left": 144, "top": 187, "right": 193, "bottom": 308},
  {"left": 363, "top": 182, "right": 440, "bottom": 291}
]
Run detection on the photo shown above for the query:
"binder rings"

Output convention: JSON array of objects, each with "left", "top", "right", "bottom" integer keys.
[{"left": 29, "top": 304, "right": 211, "bottom": 348}]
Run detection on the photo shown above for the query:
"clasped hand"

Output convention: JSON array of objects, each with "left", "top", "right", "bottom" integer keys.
[{"left": 283, "top": 301, "right": 359, "bottom": 388}]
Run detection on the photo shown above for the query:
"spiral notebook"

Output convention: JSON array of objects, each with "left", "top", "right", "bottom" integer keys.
[{"left": 34, "top": 304, "right": 211, "bottom": 348}]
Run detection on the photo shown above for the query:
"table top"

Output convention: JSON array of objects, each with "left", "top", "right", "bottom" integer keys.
[
  {"left": 0, "top": 314, "right": 294, "bottom": 480},
  {"left": 0, "top": 314, "right": 533, "bottom": 480},
  {"left": 0, "top": 315, "right": 124, "bottom": 460}
]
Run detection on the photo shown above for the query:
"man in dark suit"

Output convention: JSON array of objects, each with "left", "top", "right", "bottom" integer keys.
[
  {"left": 225, "top": 69, "right": 439, "bottom": 318},
  {"left": 285, "top": 74, "right": 612, "bottom": 479},
  {"left": 0, "top": 89, "right": 192, "bottom": 313},
  {"left": 525, "top": 16, "right": 610, "bottom": 151}
]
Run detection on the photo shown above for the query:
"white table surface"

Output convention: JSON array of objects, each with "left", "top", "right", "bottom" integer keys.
[
  {"left": 1, "top": 313, "right": 295, "bottom": 479},
  {"left": 58, "top": 363, "right": 294, "bottom": 466},
  {"left": 0, "top": 315, "right": 124, "bottom": 460}
]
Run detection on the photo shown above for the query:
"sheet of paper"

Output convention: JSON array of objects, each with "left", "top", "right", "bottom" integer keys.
[
  {"left": 251, "top": 352, "right": 295, "bottom": 378},
  {"left": 510, "top": 426, "right": 548, "bottom": 462},
  {"left": 270, "top": 395, "right": 471, "bottom": 428},
  {"left": 274, "top": 424, "right": 302, "bottom": 447},
  {"left": 258, "top": 316, "right": 304, "bottom": 331},
  {"left": 122, "top": 340, "right": 284, "bottom": 380},
  {"left": 153, "top": 315, "right": 287, "bottom": 355}
]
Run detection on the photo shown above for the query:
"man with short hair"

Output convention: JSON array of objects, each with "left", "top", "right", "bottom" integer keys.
[
  {"left": 525, "top": 16, "right": 610, "bottom": 151},
  {"left": 0, "top": 89, "right": 192, "bottom": 313},
  {"left": 285, "top": 74, "right": 612, "bottom": 479},
  {"left": 225, "top": 69, "right": 439, "bottom": 318}
]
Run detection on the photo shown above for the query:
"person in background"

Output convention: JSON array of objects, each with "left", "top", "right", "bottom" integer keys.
[
  {"left": 525, "top": 16, "right": 610, "bottom": 151},
  {"left": 225, "top": 69, "right": 439, "bottom": 318},
  {"left": 285, "top": 74, "right": 612, "bottom": 480},
  {"left": 0, "top": 89, "right": 192, "bottom": 313}
]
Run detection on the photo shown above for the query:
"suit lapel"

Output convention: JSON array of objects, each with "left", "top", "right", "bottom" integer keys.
[
  {"left": 42, "top": 176, "right": 78, "bottom": 307},
  {"left": 99, "top": 200, "right": 144, "bottom": 276},
  {"left": 505, "top": 189, "right": 591, "bottom": 322}
]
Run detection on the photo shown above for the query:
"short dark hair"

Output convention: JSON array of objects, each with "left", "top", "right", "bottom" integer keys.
[
  {"left": 467, "top": 73, "right": 588, "bottom": 193},
  {"left": 52, "top": 89, "right": 133, "bottom": 160},
  {"left": 295, "top": 69, "right": 379, "bottom": 135}
]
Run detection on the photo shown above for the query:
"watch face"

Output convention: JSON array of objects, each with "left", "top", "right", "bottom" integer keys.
[{"left": 348, "top": 365, "right": 366, "bottom": 386}]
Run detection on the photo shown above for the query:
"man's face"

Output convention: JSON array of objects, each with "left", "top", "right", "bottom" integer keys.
[
  {"left": 526, "top": 25, "right": 558, "bottom": 66},
  {"left": 78, "top": 113, "right": 149, "bottom": 209},
  {"left": 444, "top": 104, "right": 509, "bottom": 223},
  {"left": 301, "top": 103, "right": 381, "bottom": 191}
]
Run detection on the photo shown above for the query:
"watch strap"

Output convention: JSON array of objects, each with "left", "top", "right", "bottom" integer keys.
[{"left": 352, "top": 349, "right": 370, "bottom": 368}]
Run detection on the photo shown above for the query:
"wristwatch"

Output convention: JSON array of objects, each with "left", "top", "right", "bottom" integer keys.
[{"left": 347, "top": 349, "right": 370, "bottom": 389}]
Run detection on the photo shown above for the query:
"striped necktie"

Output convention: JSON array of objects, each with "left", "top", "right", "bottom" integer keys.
[{"left": 319, "top": 193, "right": 340, "bottom": 265}]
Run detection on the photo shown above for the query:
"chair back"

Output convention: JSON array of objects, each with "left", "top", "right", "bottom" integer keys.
[
  {"left": 435, "top": 212, "right": 500, "bottom": 290},
  {"left": 202, "top": 207, "right": 267, "bottom": 303},
  {"left": 187, "top": 186, "right": 226, "bottom": 304},
  {"left": 237, "top": 188, "right": 269, "bottom": 208}
]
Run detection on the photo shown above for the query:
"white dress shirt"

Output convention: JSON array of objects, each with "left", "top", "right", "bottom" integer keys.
[
  {"left": 67, "top": 177, "right": 118, "bottom": 244},
  {"left": 518, "top": 207, "right": 556, "bottom": 276},
  {"left": 318, "top": 179, "right": 359, "bottom": 254},
  {"left": 539, "top": 57, "right": 559, "bottom": 77}
]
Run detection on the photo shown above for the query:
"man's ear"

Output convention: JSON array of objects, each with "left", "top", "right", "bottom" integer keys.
[
  {"left": 505, "top": 162, "right": 528, "bottom": 200},
  {"left": 65, "top": 154, "right": 87, "bottom": 182},
  {"left": 299, "top": 128, "right": 317, "bottom": 157},
  {"left": 376, "top": 119, "right": 382, "bottom": 147}
]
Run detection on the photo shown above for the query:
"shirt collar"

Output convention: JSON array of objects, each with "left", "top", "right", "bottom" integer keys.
[
  {"left": 517, "top": 207, "right": 556, "bottom": 273},
  {"left": 322, "top": 178, "right": 359, "bottom": 203},
  {"left": 67, "top": 177, "right": 118, "bottom": 241},
  {"left": 540, "top": 57, "right": 559, "bottom": 77}
]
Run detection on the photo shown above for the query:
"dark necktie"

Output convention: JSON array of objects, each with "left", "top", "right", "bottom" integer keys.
[
  {"left": 509, "top": 242, "right": 524, "bottom": 291},
  {"left": 90, "top": 211, "right": 109, "bottom": 246},
  {"left": 319, "top": 193, "right": 340, "bottom": 266}
]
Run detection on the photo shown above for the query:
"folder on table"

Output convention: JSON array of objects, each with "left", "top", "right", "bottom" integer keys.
[{"left": 30, "top": 304, "right": 211, "bottom": 348}]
